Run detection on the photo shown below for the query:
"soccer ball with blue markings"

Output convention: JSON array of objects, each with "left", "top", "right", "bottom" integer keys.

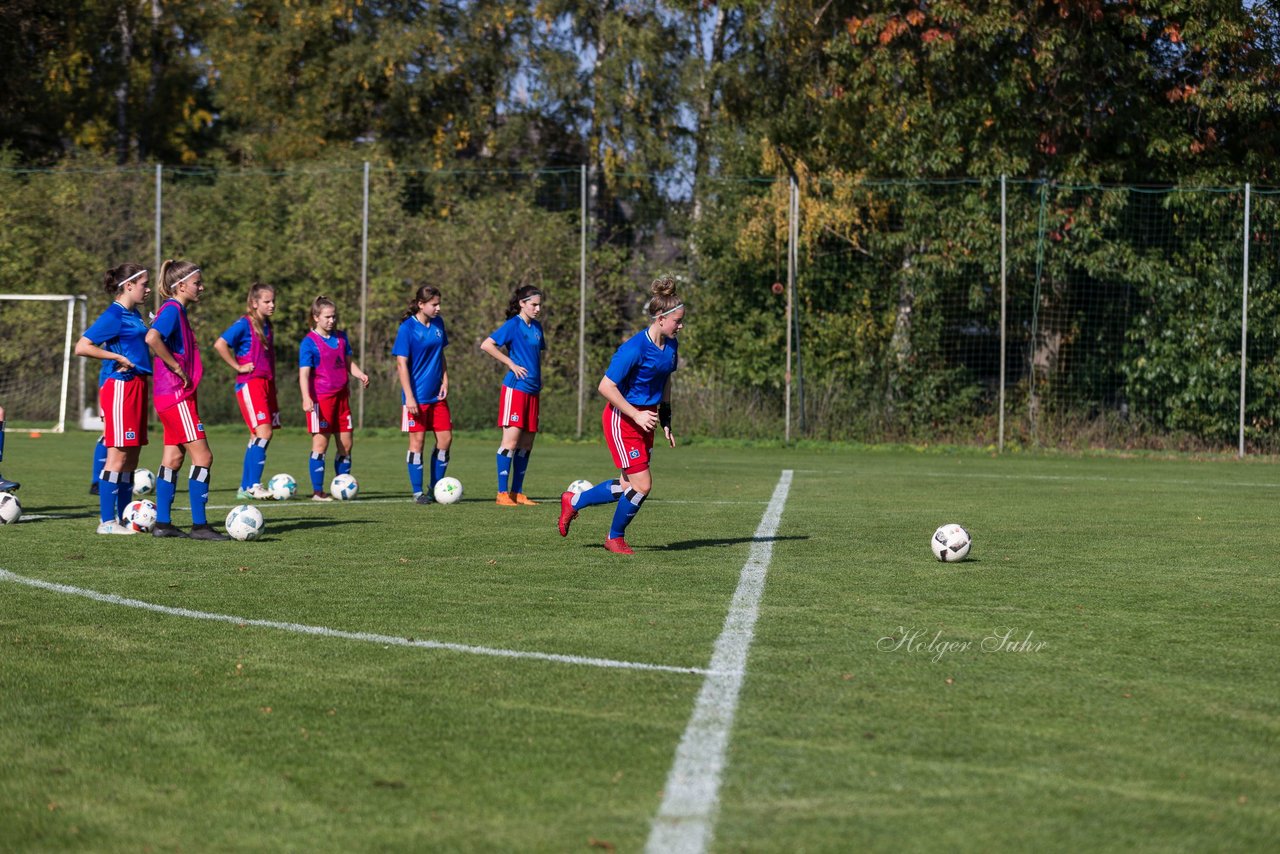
[
  {"left": 330, "top": 473, "right": 359, "bottom": 501},
  {"left": 132, "top": 468, "right": 155, "bottom": 496},
  {"left": 267, "top": 472, "right": 297, "bottom": 500},
  {"left": 123, "top": 499, "right": 157, "bottom": 533},
  {"left": 567, "top": 479, "right": 593, "bottom": 495},
  {"left": 931, "top": 523, "right": 971, "bottom": 562},
  {"left": 225, "top": 504, "right": 265, "bottom": 541}
]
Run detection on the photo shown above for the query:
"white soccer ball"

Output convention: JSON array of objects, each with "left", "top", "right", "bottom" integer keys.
[
  {"left": 225, "top": 504, "right": 265, "bottom": 541},
  {"left": 133, "top": 468, "right": 155, "bottom": 495},
  {"left": 123, "top": 499, "right": 157, "bottom": 533},
  {"left": 433, "top": 476, "right": 463, "bottom": 505},
  {"left": 330, "top": 473, "right": 359, "bottom": 501},
  {"left": 267, "top": 472, "right": 297, "bottom": 500},
  {"left": 931, "top": 523, "right": 972, "bottom": 562},
  {"left": 0, "top": 491, "right": 21, "bottom": 524},
  {"left": 567, "top": 479, "right": 593, "bottom": 495}
]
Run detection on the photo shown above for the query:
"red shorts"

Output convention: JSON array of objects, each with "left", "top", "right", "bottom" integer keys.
[
  {"left": 402, "top": 400, "right": 452, "bottom": 433},
  {"left": 100, "top": 376, "right": 148, "bottom": 448},
  {"left": 602, "top": 403, "right": 654, "bottom": 473},
  {"left": 307, "top": 391, "right": 353, "bottom": 435},
  {"left": 497, "top": 387, "right": 539, "bottom": 432},
  {"left": 157, "top": 397, "right": 206, "bottom": 446},
  {"left": 236, "top": 378, "right": 280, "bottom": 432}
]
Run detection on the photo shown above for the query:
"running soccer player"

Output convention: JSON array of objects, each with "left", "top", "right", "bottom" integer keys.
[
  {"left": 480, "top": 285, "right": 545, "bottom": 506},
  {"left": 0, "top": 405, "right": 20, "bottom": 493},
  {"left": 298, "top": 295, "right": 369, "bottom": 501},
  {"left": 213, "top": 282, "right": 279, "bottom": 500},
  {"left": 73, "top": 263, "right": 152, "bottom": 534},
  {"left": 558, "top": 275, "right": 684, "bottom": 554},
  {"left": 393, "top": 285, "right": 451, "bottom": 504},
  {"left": 145, "top": 259, "right": 230, "bottom": 540}
]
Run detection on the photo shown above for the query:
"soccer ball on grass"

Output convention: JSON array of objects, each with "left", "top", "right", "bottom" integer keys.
[
  {"left": 330, "top": 474, "right": 359, "bottom": 501},
  {"left": 433, "top": 476, "right": 463, "bottom": 504},
  {"left": 931, "top": 523, "right": 972, "bottom": 562},
  {"left": 267, "top": 472, "right": 297, "bottom": 500},
  {"left": 123, "top": 499, "right": 157, "bottom": 533},
  {"left": 0, "top": 492, "right": 21, "bottom": 524},
  {"left": 225, "top": 504, "right": 265, "bottom": 541}
]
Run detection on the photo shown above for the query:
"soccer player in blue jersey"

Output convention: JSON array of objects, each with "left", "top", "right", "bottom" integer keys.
[
  {"left": 74, "top": 263, "right": 153, "bottom": 534},
  {"left": 480, "top": 285, "right": 545, "bottom": 506},
  {"left": 393, "top": 285, "right": 451, "bottom": 504},
  {"left": 558, "top": 275, "right": 684, "bottom": 554},
  {"left": 214, "top": 282, "right": 279, "bottom": 500}
]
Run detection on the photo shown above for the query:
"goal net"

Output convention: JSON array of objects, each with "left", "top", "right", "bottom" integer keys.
[{"left": 0, "top": 294, "right": 87, "bottom": 433}]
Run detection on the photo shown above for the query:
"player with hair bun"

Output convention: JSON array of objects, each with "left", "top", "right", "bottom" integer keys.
[
  {"left": 145, "top": 259, "right": 230, "bottom": 540},
  {"left": 558, "top": 275, "right": 684, "bottom": 554},
  {"left": 214, "top": 282, "right": 279, "bottom": 500},
  {"left": 393, "top": 285, "right": 452, "bottom": 504},
  {"left": 74, "top": 263, "right": 152, "bottom": 534},
  {"left": 480, "top": 284, "right": 545, "bottom": 506},
  {"left": 299, "top": 295, "right": 369, "bottom": 501}
]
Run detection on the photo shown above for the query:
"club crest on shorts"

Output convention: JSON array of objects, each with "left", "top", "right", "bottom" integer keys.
[
  {"left": 196, "top": 422, "right": 205, "bottom": 432},
  {"left": 511, "top": 414, "right": 520, "bottom": 423},
  {"left": 256, "top": 411, "right": 266, "bottom": 420},
  {"left": 125, "top": 430, "right": 136, "bottom": 440},
  {"left": 629, "top": 448, "right": 640, "bottom": 460},
  {"left": 319, "top": 419, "right": 329, "bottom": 429}
]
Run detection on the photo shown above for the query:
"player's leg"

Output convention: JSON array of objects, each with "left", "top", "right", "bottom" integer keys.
[
  {"left": 0, "top": 405, "right": 20, "bottom": 493},
  {"left": 237, "top": 380, "right": 274, "bottom": 498},
  {"left": 406, "top": 429, "right": 428, "bottom": 503},
  {"left": 89, "top": 435, "right": 107, "bottom": 494},
  {"left": 185, "top": 437, "right": 228, "bottom": 540},
  {"left": 511, "top": 430, "right": 537, "bottom": 505},
  {"left": 308, "top": 432, "right": 332, "bottom": 500},
  {"left": 495, "top": 424, "right": 520, "bottom": 504},
  {"left": 333, "top": 392, "right": 354, "bottom": 477},
  {"left": 604, "top": 466, "right": 651, "bottom": 554},
  {"left": 430, "top": 429, "right": 452, "bottom": 495},
  {"left": 152, "top": 442, "right": 189, "bottom": 537}
]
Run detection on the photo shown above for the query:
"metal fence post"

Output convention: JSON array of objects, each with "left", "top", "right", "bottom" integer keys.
[
  {"left": 999, "top": 175, "right": 1007, "bottom": 453},
  {"left": 785, "top": 176, "right": 796, "bottom": 443},
  {"left": 359, "top": 161, "right": 370, "bottom": 430},
  {"left": 577, "top": 163, "right": 587, "bottom": 439},
  {"left": 154, "top": 163, "right": 162, "bottom": 311},
  {"left": 1239, "top": 182, "right": 1251, "bottom": 458}
]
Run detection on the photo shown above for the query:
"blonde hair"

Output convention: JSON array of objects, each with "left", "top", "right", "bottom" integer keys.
[
  {"left": 157, "top": 259, "right": 200, "bottom": 300},
  {"left": 310, "top": 294, "right": 337, "bottom": 323},
  {"left": 645, "top": 275, "right": 683, "bottom": 318},
  {"left": 246, "top": 282, "right": 275, "bottom": 348}
]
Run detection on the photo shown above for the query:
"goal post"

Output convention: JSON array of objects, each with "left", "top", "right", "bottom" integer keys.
[{"left": 0, "top": 294, "right": 88, "bottom": 433}]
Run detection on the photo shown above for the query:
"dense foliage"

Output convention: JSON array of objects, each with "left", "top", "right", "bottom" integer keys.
[{"left": 3, "top": 2, "right": 1279, "bottom": 448}]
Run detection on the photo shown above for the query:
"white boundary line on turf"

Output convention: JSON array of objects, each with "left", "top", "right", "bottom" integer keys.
[
  {"left": 0, "top": 569, "right": 714, "bottom": 677},
  {"left": 646, "top": 468, "right": 793, "bottom": 854}
]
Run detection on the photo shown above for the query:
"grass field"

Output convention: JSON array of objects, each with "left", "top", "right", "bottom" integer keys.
[{"left": 1, "top": 428, "right": 1277, "bottom": 852}]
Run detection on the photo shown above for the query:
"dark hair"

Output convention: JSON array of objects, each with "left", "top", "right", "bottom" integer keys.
[
  {"left": 246, "top": 282, "right": 275, "bottom": 348},
  {"left": 102, "top": 263, "right": 146, "bottom": 296},
  {"left": 645, "top": 275, "right": 683, "bottom": 318},
  {"left": 310, "top": 295, "right": 337, "bottom": 323},
  {"left": 401, "top": 285, "right": 442, "bottom": 321},
  {"left": 157, "top": 258, "right": 200, "bottom": 300},
  {"left": 506, "top": 285, "right": 542, "bottom": 319}
]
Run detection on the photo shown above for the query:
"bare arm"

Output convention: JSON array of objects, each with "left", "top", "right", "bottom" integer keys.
[
  {"left": 348, "top": 360, "right": 370, "bottom": 388},
  {"left": 396, "top": 356, "right": 418, "bottom": 414},
  {"left": 213, "top": 337, "right": 253, "bottom": 374},
  {"left": 480, "top": 337, "right": 528, "bottom": 380},
  {"left": 298, "top": 366, "right": 314, "bottom": 413},
  {"left": 145, "top": 329, "right": 190, "bottom": 388},
  {"left": 598, "top": 376, "right": 658, "bottom": 433}
]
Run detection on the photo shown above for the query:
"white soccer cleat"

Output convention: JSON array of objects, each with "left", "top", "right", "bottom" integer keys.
[{"left": 96, "top": 520, "right": 137, "bottom": 535}]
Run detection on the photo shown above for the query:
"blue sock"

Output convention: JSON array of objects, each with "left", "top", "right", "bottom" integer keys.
[
  {"left": 242, "top": 438, "right": 268, "bottom": 489},
  {"left": 496, "top": 448, "right": 511, "bottom": 493},
  {"left": 0, "top": 420, "right": 5, "bottom": 461},
  {"left": 156, "top": 466, "right": 178, "bottom": 524},
  {"left": 98, "top": 469, "right": 120, "bottom": 523},
  {"left": 189, "top": 465, "right": 210, "bottom": 526},
  {"left": 92, "top": 438, "right": 107, "bottom": 487},
  {"left": 430, "top": 448, "right": 449, "bottom": 491},
  {"left": 407, "top": 451, "right": 424, "bottom": 495},
  {"left": 575, "top": 478, "right": 623, "bottom": 510},
  {"left": 335, "top": 454, "right": 352, "bottom": 476},
  {"left": 608, "top": 488, "right": 646, "bottom": 540},
  {"left": 309, "top": 452, "right": 326, "bottom": 493},
  {"left": 511, "top": 449, "right": 531, "bottom": 495},
  {"left": 116, "top": 471, "right": 134, "bottom": 521}
]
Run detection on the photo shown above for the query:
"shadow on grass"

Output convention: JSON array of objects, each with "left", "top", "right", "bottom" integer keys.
[
  {"left": 655, "top": 535, "right": 810, "bottom": 552},
  {"left": 259, "top": 518, "right": 373, "bottom": 536}
]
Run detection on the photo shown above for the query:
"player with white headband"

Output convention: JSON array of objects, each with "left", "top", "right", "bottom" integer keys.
[
  {"left": 558, "top": 275, "right": 685, "bottom": 554},
  {"left": 144, "top": 259, "right": 229, "bottom": 540},
  {"left": 72, "top": 263, "right": 153, "bottom": 533}
]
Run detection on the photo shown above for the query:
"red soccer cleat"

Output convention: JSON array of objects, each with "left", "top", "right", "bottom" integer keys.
[
  {"left": 557, "top": 491, "right": 578, "bottom": 536},
  {"left": 603, "top": 536, "right": 634, "bottom": 555}
]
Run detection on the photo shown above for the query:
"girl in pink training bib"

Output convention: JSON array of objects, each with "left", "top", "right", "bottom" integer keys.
[{"left": 298, "top": 295, "right": 369, "bottom": 500}]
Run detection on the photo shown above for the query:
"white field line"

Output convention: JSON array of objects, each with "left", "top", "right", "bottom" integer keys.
[
  {"left": 646, "top": 469, "right": 793, "bottom": 854},
  {"left": 797, "top": 468, "right": 1280, "bottom": 490},
  {"left": 0, "top": 569, "right": 713, "bottom": 677}
]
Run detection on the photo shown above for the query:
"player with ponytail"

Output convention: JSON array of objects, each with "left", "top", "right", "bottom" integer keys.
[
  {"left": 214, "top": 282, "right": 279, "bottom": 500},
  {"left": 144, "top": 259, "right": 230, "bottom": 539},
  {"left": 480, "top": 285, "right": 545, "bottom": 506},
  {"left": 393, "top": 285, "right": 452, "bottom": 504},
  {"left": 298, "top": 295, "right": 369, "bottom": 500},
  {"left": 73, "top": 262, "right": 152, "bottom": 533},
  {"left": 558, "top": 275, "right": 684, "bottom": 554}
]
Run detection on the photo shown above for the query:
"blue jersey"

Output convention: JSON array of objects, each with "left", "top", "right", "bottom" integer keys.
[
  {"left": 83, "top": 301, "right": 152, "bottom": 386},
  {"left": 489, "top": 315, "right": 545, "bottom": 394},
  {"left": 604, "top": 329, "right": 678, "bottom": 407},
  {"left": 392, "top": 315, "right": 448, "bottom": 404}
]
